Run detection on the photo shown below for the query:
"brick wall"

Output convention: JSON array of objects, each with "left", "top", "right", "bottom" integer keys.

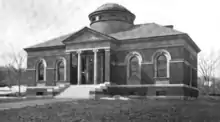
[
  {"left": 110, "top": 36, "right": 199, "bottom": 86},
  {"left": 111, "top": 40, "right": 185, "bottom": 85},
  {"left": 24, "top": 47, "right": 69, "bottom": 86},
  {"left": 23, "top": 34, "right": 199, "bottom": 87}
]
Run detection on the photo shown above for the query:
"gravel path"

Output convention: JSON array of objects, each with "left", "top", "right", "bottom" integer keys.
[{"left": 0, "top": 98, "right": 76, "bottom": 110}]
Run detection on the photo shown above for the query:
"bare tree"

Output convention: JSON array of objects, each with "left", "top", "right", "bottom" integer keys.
[
  {"left": 3, "top": 46, "right": 27, "bottom": 96},
  {"left": 198, "top": 50, "right": 220, "bottom": 94}
]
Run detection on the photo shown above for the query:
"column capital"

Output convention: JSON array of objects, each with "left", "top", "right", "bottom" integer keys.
[
  {"left": 66, "top": 52, "right": 71, "bottom": 55},
  {"left": 105, "top": 48, "right": 110, "bottom": 52},
  {"left": 93, "top": 49, "right": 99, "bottom": 53},
  {"left": 76, "top": 50, "right": 82, "bottom": 54}
]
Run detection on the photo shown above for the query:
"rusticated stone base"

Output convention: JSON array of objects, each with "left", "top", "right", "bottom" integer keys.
[
  {"left": 90, "top": 84, "right": 199, "bottom": 100},
  {"left": 26, "top": 87, "right": 54, "bottom": 98}
]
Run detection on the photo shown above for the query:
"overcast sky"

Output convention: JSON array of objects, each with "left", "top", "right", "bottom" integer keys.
[{"left": 0, "top": 0, "right": 219, "bottom": 66}]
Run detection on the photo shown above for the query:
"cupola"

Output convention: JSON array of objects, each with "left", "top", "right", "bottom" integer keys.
[{"left": 88, "top": 3, "right": 136, "bottom": 34}]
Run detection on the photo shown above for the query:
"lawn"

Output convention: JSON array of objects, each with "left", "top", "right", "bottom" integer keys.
[
  {"left": 0, "top": 97, "right": 52, "bottom": 104},
  {"left": 0, "top": 98, "right": 219, "bottom": 122}
]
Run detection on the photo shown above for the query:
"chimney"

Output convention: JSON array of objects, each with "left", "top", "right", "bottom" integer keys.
[{"left": 164, "top": 25, "right": 174, "bottom": 29}]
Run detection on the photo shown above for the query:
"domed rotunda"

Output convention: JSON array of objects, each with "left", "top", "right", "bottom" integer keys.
[{"left": 89, "top": 3, "right": 136, "bottom": 34}]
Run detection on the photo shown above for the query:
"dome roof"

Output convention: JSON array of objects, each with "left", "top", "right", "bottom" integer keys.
[
  {"left": 94, "top": 3, "right": 130, "bottom": 12},
  {"left": 88, "top": 3, "right": 136, "bottom": 27}
]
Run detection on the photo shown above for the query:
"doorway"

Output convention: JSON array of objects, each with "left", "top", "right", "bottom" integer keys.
[
  {"left": 71, "top": 51, "right": 104, "bottom": 85},
  {"left": 81, "top": 52, "right": 104, "bottom": 84},
  {"left": 81, "top": 55, "right": 94, "bottom": 84}
]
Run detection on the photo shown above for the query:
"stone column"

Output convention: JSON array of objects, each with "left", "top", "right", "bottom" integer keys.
[
  {"left": 66, "top": 52, "right": 71, "bottom": 85},
  {"left": 104, "top": 48, "right": 110, "bottom": 83},
  {"left": 77, "top": 50, "right": 82, "bottom": 85},
  {"left": 100, "top": 54, "right": 104, "bottom": 83},
  {"left": 93, "top": 49, "right": 98, "bottom": 84},
  {"left": 85, "top": 56, "right": 89, "bottom": 84}
]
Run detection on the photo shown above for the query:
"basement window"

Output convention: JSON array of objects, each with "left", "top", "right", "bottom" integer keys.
[
  {"left": 156, "top": 90, "right": 166, "bottom": 96},
  {"left": 36, "top": 92, "right": 44, "bottom": 96}
]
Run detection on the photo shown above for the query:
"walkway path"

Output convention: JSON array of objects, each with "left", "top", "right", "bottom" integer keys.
[{"left": 0, "top": 98, "right": 76, "bottom": 111}]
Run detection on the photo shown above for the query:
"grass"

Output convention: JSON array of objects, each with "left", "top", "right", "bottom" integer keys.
[
  {"left": 0, "top": 97, "right": 52, "bottom": 103},
  {"left": 0, "top": 98, "right": 220, "bottom": 122}
]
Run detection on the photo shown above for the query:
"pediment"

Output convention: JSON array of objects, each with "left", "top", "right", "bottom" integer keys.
[{"left": 63, "top": 27, "right": 114, "bottom": 44}]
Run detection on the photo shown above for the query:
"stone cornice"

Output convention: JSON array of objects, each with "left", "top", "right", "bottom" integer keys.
[
  {"left": 66, "top": 46, "right": 110, "bottom": 52},
  {"left": 113, "top": 34, "right": 200, "bottom": 54},
  {"left": 27, "top": 53, "right": 67, "bottom": 58},
  {"left": 65, "top": 39, "right": 117, "bottom": 45},
  {"left": 24, "top": 45, "right": 65, "bottom": 52},
  {"left": 90, "top": 19, "right": 133, "bottom": 25},
  {"left": 88, "top": 10, "right": 135, "bottom": 23},
  {"left": 114, "top": 44, "right": 184, "bottom": 51},
  {"left": 183, "top": 34, "right": 201, "bottom": 53},
  {"left": 89, "top": 10, "right": 135, "bottom": 18},
  {"left": 116, "top": 34, "right": 184, "bottom": 44}
]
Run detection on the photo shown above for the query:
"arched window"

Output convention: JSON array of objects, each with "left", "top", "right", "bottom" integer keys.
[
  {"left": 36, "top": 59, "right": 46, "bottom": 81},
  {"left": 56, "top": 58, "right": 66, "bottom": 81},
  {"left": 38, "top": 62, "right": 44, "bottom": 81},
  {"left": 156, "top": 54, "right": 167, "bottom": 77},
  {"left": 125, "top": 51, "right": 142, "bottom": 85},
  {"left": 129, "top": 56, "right": 139, "bottom": 76},
  {"left": 57, "top": 61, "right": 64, "bottom": 81},
  {"left": 153, "top": 50, "right": 171, "bottom": 78}
]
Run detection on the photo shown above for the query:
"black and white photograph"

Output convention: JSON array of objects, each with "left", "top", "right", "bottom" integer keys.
[{"left": 0, "top": 0, "right": 219, "bottom": 121}]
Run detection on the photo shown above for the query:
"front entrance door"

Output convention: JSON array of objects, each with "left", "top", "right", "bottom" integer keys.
[
  {"left": 81, "top": 52, "right": 104, "bottom": 84},
  {"left": 81, "top": 55, "right": 94, "bottom": 84}
]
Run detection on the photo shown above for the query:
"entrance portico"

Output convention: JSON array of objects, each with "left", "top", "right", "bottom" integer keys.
[{"left": 67, "top": 47, "right": 110, "bottom": 85}]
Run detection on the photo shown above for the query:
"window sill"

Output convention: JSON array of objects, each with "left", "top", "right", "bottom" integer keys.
[
  {"left": 154, "top": 77, "right": 170, "bottom": 84},
  {"left": 55, "top": 80, "right": 67, "bottom": 82},
  {"left": 153, "top": 77, "right": 170, "bottom": 80},
  {"left": 37, "top": 80, "right": 46, "bottom": 83},
  {"left": 36, "top": 83, "right": 46, "bottom": 87}
]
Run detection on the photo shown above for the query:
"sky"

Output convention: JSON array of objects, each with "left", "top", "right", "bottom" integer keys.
[{"left": 0, "top": 0, "right": 219, "bottom": 67}]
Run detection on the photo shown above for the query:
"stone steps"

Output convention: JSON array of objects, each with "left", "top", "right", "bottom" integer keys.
[
  {"left": 55, "top": 85, "right": 100, "bottom": 99},
  {"left": 26, "top": 83, "right": 70, "bottom": 97}
]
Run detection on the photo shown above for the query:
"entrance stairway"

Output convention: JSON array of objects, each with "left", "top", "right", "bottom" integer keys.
[
  {"left": 55, "top": 85, "right": 100, "bottom": 99},
  {"left": 26, "top": 83, "right": 70, "bottom": 97}
]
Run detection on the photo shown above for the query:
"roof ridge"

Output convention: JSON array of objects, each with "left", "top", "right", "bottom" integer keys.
[
  {"left": 152, "top": 23, "right": 185, "bottom": 34},
  {"left": 24, "top": 32, "right": 73, "bottom": 49},
  {"left": 109, "top": 22, "right": 185, "bottom": 40}
]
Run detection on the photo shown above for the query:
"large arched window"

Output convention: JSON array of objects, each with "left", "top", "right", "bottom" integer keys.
[
  {"left": 56, "top": 58, "right": 66, "bottom": 81},
  {"left": 156, "top": 54, "right": 167, "bottom": 77},
  {"left": 36, "top": 59, "right": 46, "bottom": 82},
  {"left": 153, "top": 50, "right": 171, "bottom": 78},
  {"left": 129, "top": 56, "right": 139, "bottom": 76},
  {"left": 57, "top": 61, "right": 64, "bottom": 81},
  {"left": 125, "top": 51, "right": 142, "bottom": 85}
]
